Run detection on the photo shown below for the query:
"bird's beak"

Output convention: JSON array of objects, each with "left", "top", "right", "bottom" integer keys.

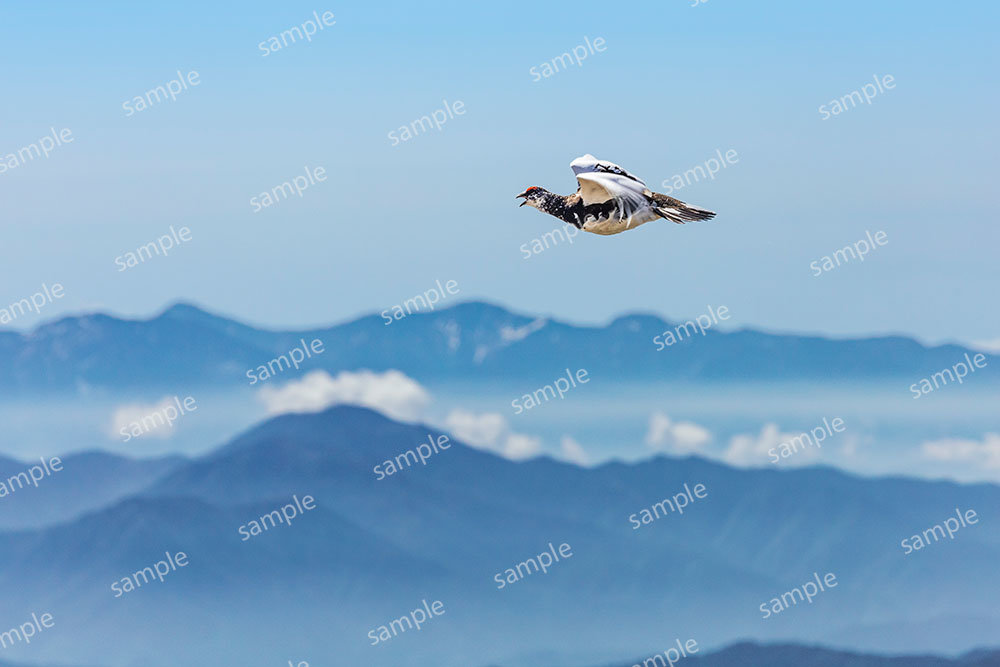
[
  {"left": 519, "top": 200, "right": 527, "bottom": 207},
  {"left": 516, "top": 191, "right": 528, "bottom": 206}
]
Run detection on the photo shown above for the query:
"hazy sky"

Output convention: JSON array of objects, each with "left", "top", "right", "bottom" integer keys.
[{"left": 2, "top": 1, "right": 997, "bottom": 345}]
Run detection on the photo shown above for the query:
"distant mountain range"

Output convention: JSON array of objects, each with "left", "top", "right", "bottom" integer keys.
[
  {"left": 0, "top": 452, "right": 184, "bottom": 530},
  {"left": 607, "top": 642, "right": 1000, "bottom": 667},
  {"left": 5, "top": 642, "right": 999, "bottom": 667},
  {"left": 0, "top": 406, "right": 996, "bottom": 667},
  {"left": 0, "top": 301, "right": 995, "bottom": 395}
]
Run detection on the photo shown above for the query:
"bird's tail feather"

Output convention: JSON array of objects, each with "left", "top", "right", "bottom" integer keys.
[{"left": 651, "top": 200, "right": 716, "bottom": 224}]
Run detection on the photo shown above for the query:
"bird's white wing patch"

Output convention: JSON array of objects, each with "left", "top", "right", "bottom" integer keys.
[
  {"left": 575, "top": 172, "right": 650, "bottom": 222},
  {"left": 570, "top": 154, "right": 646, "bottom": 187}
]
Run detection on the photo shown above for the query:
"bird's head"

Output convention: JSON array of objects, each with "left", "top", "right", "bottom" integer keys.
[{"left": 516, "top": 186, "right": 548, "bottom": 208}]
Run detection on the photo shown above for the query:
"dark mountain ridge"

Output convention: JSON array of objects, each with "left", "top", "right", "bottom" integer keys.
[
  {"left": 609, "top": 641, "right": 1000, "bottom": 667},
  {"left": 0, "top": 301, "right": 994, "bottom": 395}
]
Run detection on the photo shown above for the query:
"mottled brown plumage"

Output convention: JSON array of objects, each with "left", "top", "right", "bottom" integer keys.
[{"left": 517, "top": 155, "right": 716, "bottom": 235}]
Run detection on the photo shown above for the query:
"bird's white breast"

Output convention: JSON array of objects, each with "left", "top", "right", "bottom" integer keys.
[{"left": 581, "top": 209, "right": 658, "bottom": 235}]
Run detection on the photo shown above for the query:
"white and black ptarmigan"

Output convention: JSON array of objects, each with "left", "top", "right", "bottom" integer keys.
[{"left": 516, "top": 154, "right": 716, "bottom": 235}]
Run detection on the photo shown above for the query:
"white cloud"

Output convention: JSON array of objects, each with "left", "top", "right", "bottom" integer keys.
[
  {"left": 443, "top": 410, "right": 506, "bottom": 445},
  {"left": 258, "top": 369, "right": 431, "bottom": 422},
  {"left": 109, "top": 397, "right": 182, "bottom": 440},
  {"left": 505, "top": 433, "right": 544, "bottom": 460},
  {"left": 723, "top": 423, "right": 786, "bottom": 465},
  {"left": 560, "top": 435, "right": 589, "bottom": 465},
  {"left": 258, "top": 369, "right": 546, "bottom": 461},
  {"left": 443, "top": 409, "right": 541, "bottom": 460},
  {"left": 645, "top": 411, "right": 711, "bottom": 454},
  {"left": 921, "top": 433, "right": 1000, "bottom": 469},
  {"left": 840, "top": 434, "right": 861, "bottom": 458},
  {"left": 722, "top": 423, "right": 824, "bottom": 467},
  {"left": 970, "top": 338, "right": 1000, "bottom": 354}
]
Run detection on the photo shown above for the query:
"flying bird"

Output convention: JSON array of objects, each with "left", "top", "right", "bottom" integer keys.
[{"left": 516, "top": 154, "right": 716, "bottom": 235}]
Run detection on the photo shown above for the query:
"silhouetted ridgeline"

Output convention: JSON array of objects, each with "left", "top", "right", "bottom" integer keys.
[
  {"left": 0, "top": 301, "right": 996, "bottom": 394},
  {"left": 607, "top": 642, "right": 1000, "bottom": 667}
]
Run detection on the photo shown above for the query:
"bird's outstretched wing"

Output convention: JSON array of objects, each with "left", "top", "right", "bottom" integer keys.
[
  {"left": 575, "top": 171, "right": 650, "bottom": 222},
  {"left": 569, "top": 154, "right": 647, "bottom": 187}
]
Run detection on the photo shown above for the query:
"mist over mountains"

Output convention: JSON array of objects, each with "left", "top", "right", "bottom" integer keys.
[
  {"left": 1, "top": 301, "right": 995, "bottom": 396},
  {"left": 1, "top": 405, "right": 996, "bottom": 667},
  {"left": 0, "top": 452, "right": 183, "bottom": 530}
]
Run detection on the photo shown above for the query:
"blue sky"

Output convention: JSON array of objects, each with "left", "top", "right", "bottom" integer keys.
[{"left": 1, "top": 1, "right": 997, "bottom": 344}]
